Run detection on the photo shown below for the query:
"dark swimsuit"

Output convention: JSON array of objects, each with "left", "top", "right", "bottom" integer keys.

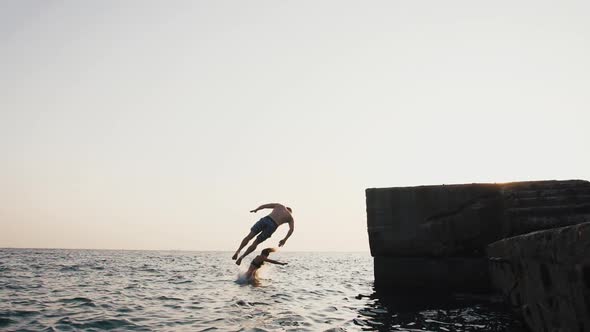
[{"left": 251, "top": 257, "right": 264, "bottom": 269}]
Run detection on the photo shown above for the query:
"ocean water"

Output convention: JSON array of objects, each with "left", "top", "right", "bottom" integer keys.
[{"left": 0, "top": 249, "right": 526, "bottom": 331}]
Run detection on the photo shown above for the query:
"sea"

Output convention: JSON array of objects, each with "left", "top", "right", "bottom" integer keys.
[{"left": 0, "top": 249, "right": 527, "bottom": 331}]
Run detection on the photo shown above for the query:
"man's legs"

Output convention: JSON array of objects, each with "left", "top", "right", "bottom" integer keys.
[
  {"left": 232, "top": 231, "right": 256, "bottom": 260},
  {"left": 235, "top": 238, "right": 262, "bottom": 266}
]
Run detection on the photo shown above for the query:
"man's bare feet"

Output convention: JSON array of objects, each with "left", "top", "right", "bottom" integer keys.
[
  {"left": 235, "top": 257, "right": 242, "bottom": 265},
  {"left": 232, "top": 253, "right": 238, "bottom": 260}
]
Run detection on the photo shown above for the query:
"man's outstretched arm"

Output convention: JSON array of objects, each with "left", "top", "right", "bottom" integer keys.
[
  {"left": 278, "top": 220, "right": 294, "bottom": 247},
  {"left": 250, "top": 203, "right": 280, "bottom": 213}
]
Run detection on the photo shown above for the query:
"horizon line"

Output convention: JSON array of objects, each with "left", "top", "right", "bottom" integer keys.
[{"left": 0, "top": 246, "right": 371, "bottom": 253}]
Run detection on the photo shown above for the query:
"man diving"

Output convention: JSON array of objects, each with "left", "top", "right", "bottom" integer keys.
[{"left": 232, "top": 203, "right": 294, "bottom": 265}]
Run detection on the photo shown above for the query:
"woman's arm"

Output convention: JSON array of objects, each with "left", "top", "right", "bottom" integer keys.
[{"left": 264, "top": 258, "right": 287, "bottom": 265}]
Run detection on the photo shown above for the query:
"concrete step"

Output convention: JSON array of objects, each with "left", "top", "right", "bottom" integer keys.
[
  {"left": 501, "top": 179, "right": 590, "bottom": 191},
  {"left": 507, "top": 214, "right": 590, "bottom": 236},
  {"left": 504, "top": 195, "right": 590, "bottom": 209},
  {"left": 507, "top": 203, "right": 590, "bottom": 217},
  {"left": 502, "top": 187, "right": 590, "bottom": 200}
]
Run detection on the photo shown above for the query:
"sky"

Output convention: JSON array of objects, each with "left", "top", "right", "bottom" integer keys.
[{"left": 1, "top": 1, "right": 589, "bottom": 251}]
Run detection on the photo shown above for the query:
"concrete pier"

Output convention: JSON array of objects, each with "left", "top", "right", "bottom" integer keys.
[{"left": 366, "top": 180, "right": 590, "bottom": 292}]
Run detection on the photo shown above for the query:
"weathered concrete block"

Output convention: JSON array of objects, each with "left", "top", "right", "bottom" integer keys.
[
  {"left": 502, "top": 181, "right": 590, "bottom": 237},
  {"left": 367, "top": 180, "right": 590, "bottom": 294},
  {"left": 487, "top": 222, "right": 590, "bottom": 332},
  {"left": 366, "top": 183, "right": 503, "bottom": 257},
  {"left": 374, "top": 256, "right": 490, "bottom": 293},
  {"left": 367, "top": 180, "right": 590, "bottom": 258}
]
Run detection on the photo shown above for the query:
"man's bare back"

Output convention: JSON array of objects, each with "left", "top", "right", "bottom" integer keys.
[{"left": 267, "top": 205, "right": 293, "bottom": 226}]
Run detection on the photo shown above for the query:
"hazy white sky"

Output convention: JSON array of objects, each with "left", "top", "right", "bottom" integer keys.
[{"left": 1, "top": 1, "right": 589, "bottom": 251}]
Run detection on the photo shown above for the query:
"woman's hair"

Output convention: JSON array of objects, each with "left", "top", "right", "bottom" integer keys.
[{"left": 261, "top": 248, "right": 276, "bottom": 256}]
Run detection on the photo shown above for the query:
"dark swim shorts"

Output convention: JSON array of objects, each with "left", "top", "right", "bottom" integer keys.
[{"left": 250, "top": 216, "right": 278, "bottom": 242}]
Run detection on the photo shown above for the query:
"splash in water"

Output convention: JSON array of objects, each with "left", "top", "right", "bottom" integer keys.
[
  {"left": 236, "top": 247, "right": 281, "bottom": 286},
  {"left": 236, "top": 267, "right": 265, "bottom": 286}
]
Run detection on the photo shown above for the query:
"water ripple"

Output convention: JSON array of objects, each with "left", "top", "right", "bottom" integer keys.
[{"left": 0, "top": 249, "right": 525, "bottom": 331}]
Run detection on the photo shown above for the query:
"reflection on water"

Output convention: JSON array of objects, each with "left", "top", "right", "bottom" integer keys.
[{"left": 354, "top": 290, "right": 527, "bottom": 331}]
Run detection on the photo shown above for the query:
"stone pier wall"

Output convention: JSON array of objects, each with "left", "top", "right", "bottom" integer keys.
[
  {"left": 487, "top": 222, "right": 590, "bottom": 332},
  {"left": 366, "top": 180, "right": 590, "bottom": 292}
]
